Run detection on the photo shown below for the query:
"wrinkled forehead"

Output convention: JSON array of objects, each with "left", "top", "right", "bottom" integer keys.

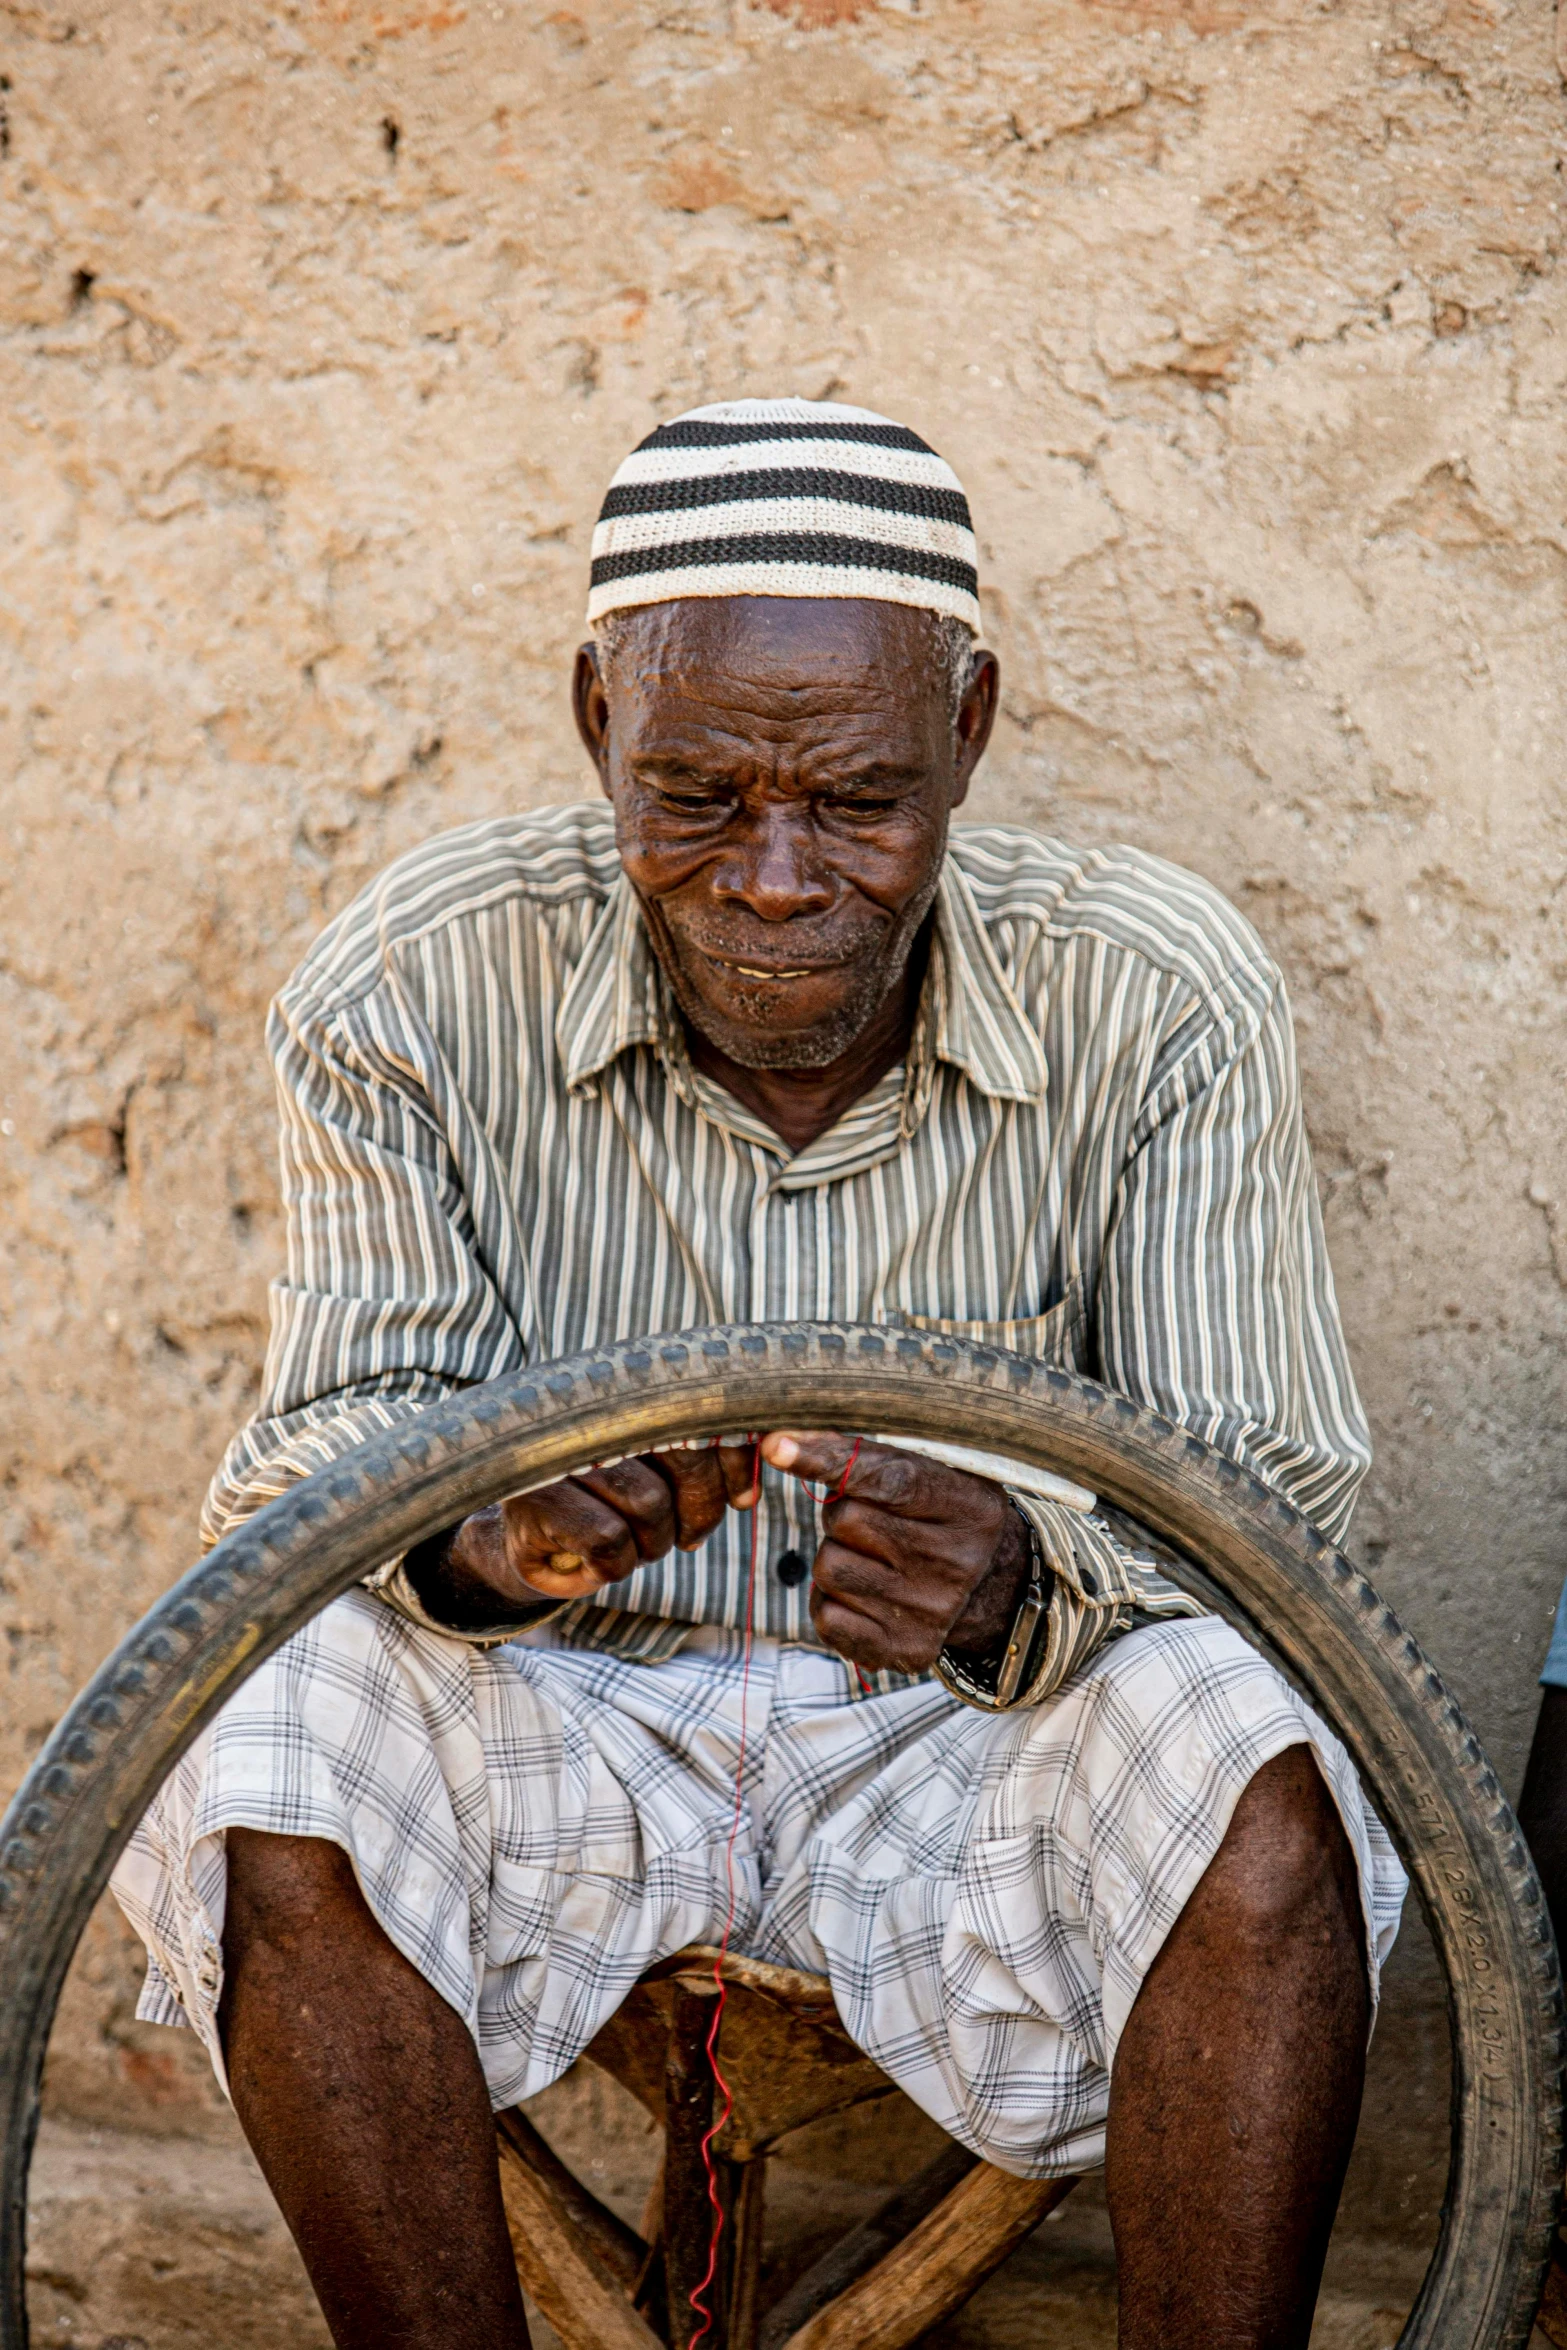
[
  {"left": 597, "top": 599, "right": 956, "bottom": 759},
  {"left": 601, "top": 601, "right": 958, "bottom": 784},
  {"left": 604, "top": 592, "right": 933, "bottom": 681}
]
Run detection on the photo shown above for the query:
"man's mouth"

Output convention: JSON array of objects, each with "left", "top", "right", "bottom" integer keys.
[{"left": 699, "top": 950, "right": 847, "bottom": 982}]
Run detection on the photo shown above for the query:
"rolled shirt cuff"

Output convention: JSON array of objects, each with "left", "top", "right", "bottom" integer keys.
[
  {"left": 362, "top": 1554, "right": 565, "bottom": 1649},
  {"left": 936, "top": 1493, "right": 1206, "bottom": 1712}
]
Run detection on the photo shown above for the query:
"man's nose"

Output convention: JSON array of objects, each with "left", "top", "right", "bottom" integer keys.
[{"left": 712, "top": 804, "right": 836, "bottom": 922}]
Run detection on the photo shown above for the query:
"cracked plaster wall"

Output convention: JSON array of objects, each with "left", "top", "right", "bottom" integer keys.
[{"left": 1, "top": 0, "right": 1565, "bottom": 2186}]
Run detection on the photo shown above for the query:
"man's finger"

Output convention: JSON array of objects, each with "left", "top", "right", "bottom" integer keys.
[
  {"left": 647, "top": 1439, "right": 759, "bottom": 1517},
  {"left": 715, "top": 1439, "right": 762, "bottom": 1509},
  {"left": 814, "top": 1497, "right": 920, "bottom": 1567},
  {"left": 763, "top": 1432, "right": 958, "bottom": 1518},
  {"left": 811, "top": 1540, "right": 947, "bottom": 1634},
  {"left": 504, "top": 1480, "right": 641, "bottom": 1595},
  {"left": 760, "top": 1430, "right": 863, "bottom": 1490},
  {"left": 808, "top": 1545, "right": 946, "bottom": 1676},
  {"left": 573, "top": 1457, "right": 678, "bottom": 1562},
  {"left": 655, "top": 1446, "right": 731, "bottom": 1548}
]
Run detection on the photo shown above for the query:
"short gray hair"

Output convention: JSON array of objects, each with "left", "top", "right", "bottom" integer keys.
[
  {"left": 929, "top": 612, "right": 981, "bottom": 728},
  {"left": 594, "top": 607, "right": 980, "bottom": 731}
]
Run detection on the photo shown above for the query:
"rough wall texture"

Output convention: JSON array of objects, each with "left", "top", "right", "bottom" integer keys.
[{"left": 2, "top": 0, "right": 1565, "bottom": 2201}]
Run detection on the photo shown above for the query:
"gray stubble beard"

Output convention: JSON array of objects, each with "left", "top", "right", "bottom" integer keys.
[{"left": 651, "top": 867, "right": 942, "bottom": 1073}]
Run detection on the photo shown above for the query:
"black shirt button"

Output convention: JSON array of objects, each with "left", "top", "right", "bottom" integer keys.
[{"left": 775, "top": 1548, "right": 809, "bottom": 1587}]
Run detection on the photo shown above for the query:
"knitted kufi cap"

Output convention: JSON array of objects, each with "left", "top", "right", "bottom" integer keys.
[{"left": 587, "top": 396, "right": 981, "bottom": 635}]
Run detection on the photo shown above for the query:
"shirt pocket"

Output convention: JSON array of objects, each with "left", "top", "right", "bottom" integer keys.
[{"left": 895, "top": 1273, "right": 1091, "bottom": 1375}]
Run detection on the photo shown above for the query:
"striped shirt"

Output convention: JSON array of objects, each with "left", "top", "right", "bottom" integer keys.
[{"left": 204, "top": 805, "right": 1371, "bottom": 1655}]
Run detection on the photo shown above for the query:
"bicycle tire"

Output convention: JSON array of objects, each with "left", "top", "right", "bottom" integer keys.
[{"left": 0, "top": 1322, "right": 1559, "bottom": 2346}]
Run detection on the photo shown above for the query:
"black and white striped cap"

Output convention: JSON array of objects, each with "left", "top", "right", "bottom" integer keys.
[{"left": 587, "top": 396, "right": 981, "bottom": 634}]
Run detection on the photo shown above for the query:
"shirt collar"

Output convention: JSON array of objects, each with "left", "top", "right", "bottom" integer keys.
[
  {"left": 924, "top": 853, "right": 1048, "bottom": 1104},
  {"left": 556, "top": 876, "right": 668, "bottom": 1091},
  {"left": 556, "top": 852, "right": 1047, "bottom": 1109}
]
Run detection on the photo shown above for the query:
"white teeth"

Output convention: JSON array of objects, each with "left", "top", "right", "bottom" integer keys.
[{"left": 735, "top": 964, "right": 809, "bottom": 979}]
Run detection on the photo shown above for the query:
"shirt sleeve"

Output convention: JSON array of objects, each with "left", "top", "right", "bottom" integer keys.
[
  {"left": 201, "top": 968, "right": 533, "bottom": 1620},
  {"left": 1097, "top": 972, "right": 1371, "bottom": 1547}
]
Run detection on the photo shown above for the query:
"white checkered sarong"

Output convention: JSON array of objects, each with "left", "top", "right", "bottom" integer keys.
[{"left": 111, "top": 1598, "right": 1406, "bottom": 2178}]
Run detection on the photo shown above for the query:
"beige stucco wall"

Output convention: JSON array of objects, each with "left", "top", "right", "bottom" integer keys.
[{"left": 2, "top": 0, "right": 1565, "bottom": 2197}]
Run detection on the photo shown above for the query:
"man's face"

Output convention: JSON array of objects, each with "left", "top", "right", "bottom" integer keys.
[{"left": 573, "top": 596, "right": 998, "bottom": 1071}]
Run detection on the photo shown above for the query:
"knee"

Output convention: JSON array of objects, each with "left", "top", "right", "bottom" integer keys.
[
  {"left": 1204, "top": 1746, "right": 1365, "bottom": 1961},
  {"left": 225, "top": 1829, "right": 366, "bottom": 1960}
]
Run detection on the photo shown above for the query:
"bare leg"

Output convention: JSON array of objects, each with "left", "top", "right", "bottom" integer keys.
[
  {"left": 1106, "top": 1745, "right": 1369, "bottom": 2350},
  {"left": 1517, "top": 1684, "right": 1567, "bottom": 1952},
  {"left": 219, "top": 1828, "right": 531, "bottom": 2350}
]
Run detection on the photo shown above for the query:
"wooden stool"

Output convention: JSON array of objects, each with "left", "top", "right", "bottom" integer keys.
[{"left": 495, "top": 1945, "right": 1077, "bottom": 2350}]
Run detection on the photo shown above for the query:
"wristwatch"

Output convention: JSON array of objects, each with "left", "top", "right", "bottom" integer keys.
[{"left": 936, "top": 1508, "right": 1052, "bottom": 1711}]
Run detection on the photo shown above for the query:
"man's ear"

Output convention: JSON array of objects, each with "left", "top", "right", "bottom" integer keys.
[
  {"left": 949, "top": 647, "right": 1000, "bottom": 810},
  {"left": 572, "top": 641, "right": 612, "bottom": 794}
]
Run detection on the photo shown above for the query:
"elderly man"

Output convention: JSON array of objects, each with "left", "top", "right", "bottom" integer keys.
[{"left": 113, "top": 398, "right": 1404, "bottom": 2350}]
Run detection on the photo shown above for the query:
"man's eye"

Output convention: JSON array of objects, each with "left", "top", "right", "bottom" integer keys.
[
  {"left": 829, "top": 797, "right": 899, "bottom": 820},
  {"left": 652, "top": 787, "right": 729, "bottom": 814}
]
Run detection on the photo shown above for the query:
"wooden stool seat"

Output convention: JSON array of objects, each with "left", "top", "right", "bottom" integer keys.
[{"left": 496, "top": 1945, "right": 1077, "bottom": 2350}]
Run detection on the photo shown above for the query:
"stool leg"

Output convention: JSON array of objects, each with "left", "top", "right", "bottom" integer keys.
[
  {"left": 726, "top": 2159, "right": 766, "bottom": 2350},
  {"left": 665, "top": 1979, "right": 725, "bottom": 2349}
]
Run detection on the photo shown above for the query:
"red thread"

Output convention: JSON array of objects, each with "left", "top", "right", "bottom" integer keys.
[
  {"left": 686, "top": 1443, "right": 761, "bottom": 2348},
  {"left": 802, "top": 1433, "right": 863, "bottom": 1507},
  {"left": 686, "top": 1432, "right": 868, "bottom": 2344}
]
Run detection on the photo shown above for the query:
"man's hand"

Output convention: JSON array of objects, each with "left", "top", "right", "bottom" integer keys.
[
  {"left": 759, "top": 1432, "right": 1032, "bottom": 1674},
  {"left": 408, "top": 1444, "right": 761, "bottom": 1627}
]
